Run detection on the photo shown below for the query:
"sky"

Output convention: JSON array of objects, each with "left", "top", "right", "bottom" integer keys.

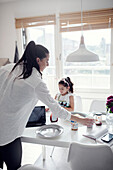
[
  {"left": 62, "top": 29, "right": 111, "bottom": 46},
  {"left": 29, "top": 25, "right": 111, "bottom": 46}
]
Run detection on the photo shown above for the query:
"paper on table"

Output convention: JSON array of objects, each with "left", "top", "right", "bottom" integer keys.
[{"left": 83, "top": 125, "right": 108, "bottom": 140}]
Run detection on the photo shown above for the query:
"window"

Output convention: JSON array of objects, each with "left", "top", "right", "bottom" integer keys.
[
  {"left": 15, "top": 15, "right": 56, "bottom": 95},
  {"left": 59, "top": 8, "right": 113, "bottom": 90},
  {"left": 26, "top": 25, "right": 55, "bottom": 94},
  {"left": 62, "top": 29, "right": 111, "bottom": 89},
  {"left": 27, "top": 25, "right": 55, "bottom": 75},
  {"left": 16, "top": 8, "right": 113, "bottom": 94}
]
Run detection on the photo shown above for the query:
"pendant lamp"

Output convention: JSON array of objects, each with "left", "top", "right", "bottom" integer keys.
[{"left": 66, "top": 0, "right": 99, "bottom": 62}]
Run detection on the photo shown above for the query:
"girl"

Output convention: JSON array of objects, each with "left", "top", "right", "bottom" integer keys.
[{"left": 55, "top": 77, "right": 74, "bottom": 112}]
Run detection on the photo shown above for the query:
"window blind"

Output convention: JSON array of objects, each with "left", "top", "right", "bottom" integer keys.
[
  {"left": 15, "top": 14, "right": 56, "bottom": 28},
  {"left": 60, "top": 8, "right": 113, "bottom": 32}
]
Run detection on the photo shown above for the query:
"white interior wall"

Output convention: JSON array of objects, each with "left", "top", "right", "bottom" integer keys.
[
  {"left": 0, "top": 3, "right": 16, "bottom": 61},
  {"left": 0, "top": 0, "right": 113, "bottom": 61}
]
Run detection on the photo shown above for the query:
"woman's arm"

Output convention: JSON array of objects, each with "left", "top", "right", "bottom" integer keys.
[
  {"left": 46, "top": 94, "right": 57, "bottom": 112},
  {"left": 35, "top": 82, "right": 94, "bottom": 126},
  {"left": 70, "top": 114, "right": 94, "bottom": 126}
]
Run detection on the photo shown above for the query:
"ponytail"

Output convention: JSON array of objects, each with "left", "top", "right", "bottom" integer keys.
[
  {"left": 65, "top": 77, "right": 74, "bottom": 93},
  {"left": 11, "top": 41, "right": 49, "bottom": 79}
]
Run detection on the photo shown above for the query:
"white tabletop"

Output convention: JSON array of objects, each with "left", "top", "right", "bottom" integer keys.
[{"left": 21, "top": 113, "right": 100, "bottom": 148}]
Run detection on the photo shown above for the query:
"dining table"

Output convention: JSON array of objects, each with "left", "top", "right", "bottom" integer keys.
[{"left": 21, "top": 111, "right": 113, "bottom": 161}]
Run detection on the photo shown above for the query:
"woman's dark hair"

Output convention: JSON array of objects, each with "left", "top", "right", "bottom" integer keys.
[
  {"left": 11, "top": 41, "right": 49, "bottom": 79},
  {"left": 58, "top": 77, "right": 74, "bottom": 93}
]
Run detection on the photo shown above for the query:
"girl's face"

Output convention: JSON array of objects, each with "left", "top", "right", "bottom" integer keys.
[
  {"left": 36, "top": 54, "right": 49, "bottom": 72},
  {"left": 59, "top": 84, "right": 69, "bottom": 95}
]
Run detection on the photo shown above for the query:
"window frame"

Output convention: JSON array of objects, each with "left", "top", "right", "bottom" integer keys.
[
  {"left": 57, "top": 8, "right": 113, "bottom": 94},
  {"left": 16, "top": 9, "right": 113, "bottom": 95}
]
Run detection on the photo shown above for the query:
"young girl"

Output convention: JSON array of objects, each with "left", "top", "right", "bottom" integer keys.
[{"left": 55, "top": 77, "right": 74, "bottom": 112}]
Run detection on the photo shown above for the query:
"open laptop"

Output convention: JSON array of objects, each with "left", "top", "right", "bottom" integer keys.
[{"left": 26, "top": 106, "right": 46, "bottom": 127}]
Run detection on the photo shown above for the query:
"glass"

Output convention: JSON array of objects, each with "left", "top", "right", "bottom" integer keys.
[
  {"left": 87, "top": 115, "right": 93, "bottom": 128},
  {"left": 94, "top": 112, "right": 102, "bottom": 126},
  {"left": 106, "top": 112, "right": 113, "bottom": 134},
  {"left": 71, "top": 120, "right": 78, "bottom": 131},
  {"left": 50, "top": 113, "right": 58, "bottom": 123},
  {"left": 62, "top": 29, "right": 110, "bottom": 89}
]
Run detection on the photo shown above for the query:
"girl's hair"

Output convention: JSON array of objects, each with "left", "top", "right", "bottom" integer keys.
[
  {"left": 11, "top": 41, "right": 49, "bottom": 79},
  {"left": 58, "top": 77, "right": 74, "bottom": 93}
]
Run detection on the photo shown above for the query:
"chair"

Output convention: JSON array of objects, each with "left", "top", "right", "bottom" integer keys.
[
  {"left": 18, "top": 164, "right": 46, "bottom": 170},
  {"left": 75, "top": 95, "right": 83, "bottom": 112},
  {"left": 68, "top": 142, "right": 113, "bottom": 170},
  {"left": 89, "top": 99, "right": 106, "bottom": 113}
]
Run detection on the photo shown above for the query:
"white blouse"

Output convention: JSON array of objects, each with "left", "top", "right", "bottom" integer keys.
[
  {"left": 0, "top": 63, "right": 71, "bottom": 145},
  {"left": 56, "top": 92, "right": 73, "bottom": 107}
]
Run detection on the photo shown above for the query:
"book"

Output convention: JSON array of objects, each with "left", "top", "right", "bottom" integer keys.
[{"left": 83, "top": 125, "right": 108, "bottom": 141}]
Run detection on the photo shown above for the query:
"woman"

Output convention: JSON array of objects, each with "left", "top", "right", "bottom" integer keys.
[{"left": 0, "top": 41, "right": 94, "bottom": 170}]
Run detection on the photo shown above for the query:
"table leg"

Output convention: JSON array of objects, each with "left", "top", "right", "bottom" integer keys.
[
  {"left": 50, "top": 146, "right": 55, "bottom": 157},
  {"left": 42, "top": 145, "right": 46, "bottom": 161}
]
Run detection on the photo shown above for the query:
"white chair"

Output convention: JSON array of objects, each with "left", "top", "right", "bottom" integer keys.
[
  {"left": 18, "top": 164, "right": 46, "bottom": 170},
  {"left": 68, "top": 142, "right": 113, "bottom": 170},
  {"left": 89, "top": 99, "right": 106, "bottom": 113},
  {"left": 75, "top": 95, "right": 83, "bottom": 112}
]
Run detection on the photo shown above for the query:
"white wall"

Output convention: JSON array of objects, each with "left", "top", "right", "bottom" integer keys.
[
  {"left": 0, "top": 0, "right": 113, "bottom": 61},
  {"left": 0, "top": 3, "right": 16, "bottom": 61}
]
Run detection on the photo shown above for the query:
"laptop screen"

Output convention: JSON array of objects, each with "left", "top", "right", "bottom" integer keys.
[{"left": 26, "top": 106, "right": 46, "bottom": 127}]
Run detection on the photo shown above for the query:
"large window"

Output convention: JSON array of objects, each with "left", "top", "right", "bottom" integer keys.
[
  {"left": 16, "top": 8, "right": 113, "bottom": 95},
  {"left": 26, "top": 25, "right": 56, "bottom": 94},
  {"left": 62, "top": 29, "right": 111, "bottom": 89},
  {"left": 15, "top": 14, "right": 56, "bottom": 95},
  {"left": 27, "top": 25, "right": 55, "bottom": 75},
  {"left": 59, "top": 8, "right": 113, "bottom": 91}
]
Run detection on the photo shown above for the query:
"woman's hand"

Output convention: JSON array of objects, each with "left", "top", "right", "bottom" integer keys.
[
  {"left": 71, "top": 114, "right": 94, "bottom": 127},
  {"left": 77, "top": 117, "right": 94, "bottom": 126},
  {"left": 45, "top": 108, "right": 49, "bottom": 112}
]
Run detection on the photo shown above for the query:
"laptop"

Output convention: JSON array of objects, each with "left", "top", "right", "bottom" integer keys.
[{"left": 26, "top": 106, "right": 46, "bottom": 127}]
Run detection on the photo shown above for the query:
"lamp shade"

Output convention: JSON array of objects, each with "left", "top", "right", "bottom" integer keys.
[{"left": 66, "top": 35, "right": 99, "bottom": 62}]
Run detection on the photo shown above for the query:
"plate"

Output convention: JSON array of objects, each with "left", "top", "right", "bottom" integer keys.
[{"left": 36, "top": 124, "right": 64, "bottom": 139}]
